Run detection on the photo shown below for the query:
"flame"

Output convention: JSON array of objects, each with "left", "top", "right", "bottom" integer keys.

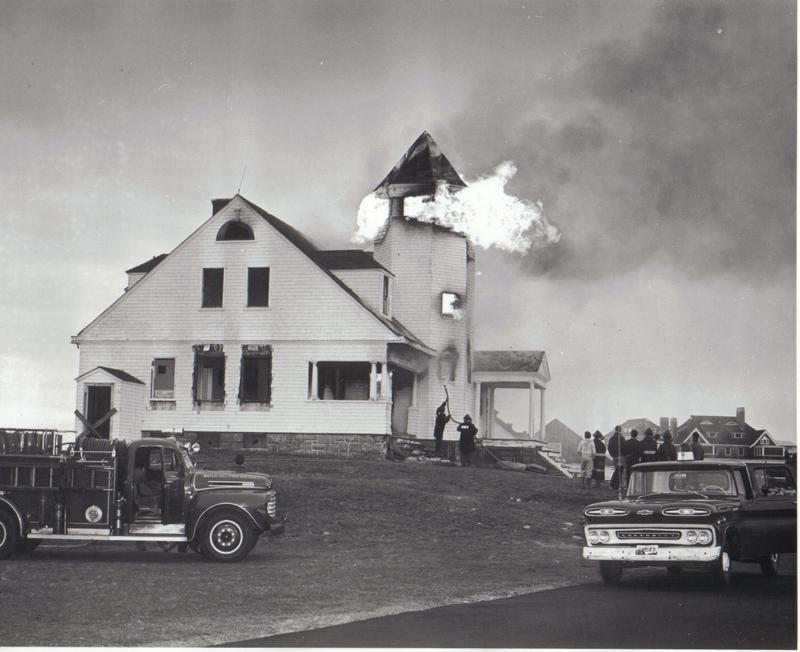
[{"left": 353, "top": 161, "right": 561, "bottom": 253}]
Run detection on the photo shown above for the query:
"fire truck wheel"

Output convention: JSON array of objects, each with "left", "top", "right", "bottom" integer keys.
[
  {"left": 0, "top": 511, "right": 18, "bottom": 559},
  {"left": 15, "top": 539, "right": 41, "bottom": 554},
  {"left": 199, "top": 511, "right": 256, "bottom": 562}
]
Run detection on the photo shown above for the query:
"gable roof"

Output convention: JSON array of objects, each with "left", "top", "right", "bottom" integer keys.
[
  {"left": 74, "top": 195, "right": 431, "bottom": 354},
  {"left": 314, "top": 249, "right": 391, "bottom": 274},
  {"left": 76, "top": 366, "right": 145, "bottom": 385},
  {"left": 675, "top": 414, "right": 761, "bottom": 446},
  {"left": 125, "top": 254, "right": 168, "bottom": 274},
  {"left": 374, "top": 131, "right": 467, "bottom": 198},
  {"left": 473, "top": 350, "right": 544, "bottom": 373},
  {"left": 606, "top": 418, "right": 660, "bottom": 437}
]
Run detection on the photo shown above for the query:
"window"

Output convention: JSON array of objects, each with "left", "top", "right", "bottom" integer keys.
[
  {"left": 733, "top": 432, "right": 743, "bottom": 439},
  {"left": 217, "top": 219, "right": 254, "bottom": 240},
  {"left": 151, "top": 358, "right": 175, "bottom": 399},
  {"left": 247, "top": 267, "right": 270, "bottom": 307},
  {"left": 708, "top": 432, "right": 717, "bottom": 438},
  {"left": 752, "top": 467, "right": 796, "bottom": 497},
  {"left": 441, "top": 292, "right": 464, "bottom": 319},
  {"left": 439, "top": 347, "right": 458, "bottom": 381},
  {"left": 239, "top": 345, "right": 272, "bottom": 403},
  {"left": 202, "top": 268, "right": 224, "bottom": 308},
  {"left": 315, "top": 362, "right": 370, "bottom": 400},
  {"left": 382, "top": 275, "right": 390, "bottom": 315},
  {"left": 193, "top": 345, "right": 225, "bottom": 402}
]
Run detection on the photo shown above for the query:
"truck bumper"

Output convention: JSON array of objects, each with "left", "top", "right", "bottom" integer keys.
[
  {"left": 266, "top": 514, "right": 286, "bottom": 536},
  {"left": 583, "top": 545, "right": 721, "bottom": 563}
]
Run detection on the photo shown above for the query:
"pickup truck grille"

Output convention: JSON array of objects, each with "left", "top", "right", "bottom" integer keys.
[{"left": 617, "top": 529, "right": 681, "bottom": 540}]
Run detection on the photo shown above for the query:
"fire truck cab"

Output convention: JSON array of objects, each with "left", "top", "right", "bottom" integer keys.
[{"left": 0, "top": 432, "right": 284, "bottom": 562}]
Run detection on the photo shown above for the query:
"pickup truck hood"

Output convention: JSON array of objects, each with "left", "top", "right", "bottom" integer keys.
[
  {"left": 584, "top": 497, "right": 740, "bottom": 523},
  {"left": 191, "top": 469, "right": 272, "bottom": 491}
]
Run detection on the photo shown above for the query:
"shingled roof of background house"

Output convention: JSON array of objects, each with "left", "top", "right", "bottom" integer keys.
[
  {"left": 472, "top": 350, "right": 544, "bottom": 373},
  {"left": 675, "top": 414, "right": 763, "bottom": 446},
  {"left": 374, "top": 131, "right": 467, "bottom": 197}
]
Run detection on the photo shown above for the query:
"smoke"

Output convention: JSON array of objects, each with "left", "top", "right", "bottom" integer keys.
[{"left": 353, "top": 161, "right": 561, "bottom": 254}]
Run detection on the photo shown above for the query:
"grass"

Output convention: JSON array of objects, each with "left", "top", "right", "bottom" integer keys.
[{"left": 0, "top": 450, "right": 612, "bottom": 646}]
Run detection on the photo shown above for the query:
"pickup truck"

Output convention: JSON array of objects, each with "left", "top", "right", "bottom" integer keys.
[
  {"left": 582, "top": 459, "right": 796, "bottom": 584},
  {"left": 0, "top": 433, "right": 285, "bottom": 562}
]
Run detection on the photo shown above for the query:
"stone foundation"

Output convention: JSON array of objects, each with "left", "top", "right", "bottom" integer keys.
[{"left": 147, "top": 431, "right": 388, "bottom": 459}]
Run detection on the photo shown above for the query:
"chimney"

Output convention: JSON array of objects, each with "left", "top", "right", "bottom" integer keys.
[
  {"left": 736, "top": 407, "right": 745, "bottom": 428},
  {"left": 211, "top": 198, "right": 230, "bottom": 216},
  {"left": 660, "top": 417, "right": 668, "bottom": 432},
  {"left": 670, "top": 417, "right": 677, "bottom": 436}
]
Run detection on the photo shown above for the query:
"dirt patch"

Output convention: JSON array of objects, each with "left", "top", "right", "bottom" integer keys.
[{"left": 0, "top": 451, "right": 613, "bottom": 646}]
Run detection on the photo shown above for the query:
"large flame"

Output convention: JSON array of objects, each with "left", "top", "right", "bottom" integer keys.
[{"left": 353, "top": 161, "right": 560, "bottom": 253}]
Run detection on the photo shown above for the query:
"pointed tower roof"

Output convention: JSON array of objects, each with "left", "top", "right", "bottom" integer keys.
[{"left": 374, "top": 131, "right": 467, "bottom": 198}]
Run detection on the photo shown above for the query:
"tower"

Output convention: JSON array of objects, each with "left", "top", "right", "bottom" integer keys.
[{"left": 372, "top": 132, "right": 475, "bottom": 439}]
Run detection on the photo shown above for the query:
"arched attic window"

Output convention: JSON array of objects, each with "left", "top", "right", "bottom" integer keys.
[{"left": 216, "top": 219, "right": 254, "bottom": 241}]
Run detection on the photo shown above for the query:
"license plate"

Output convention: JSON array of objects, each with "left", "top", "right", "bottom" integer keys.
[{"left": 635, "top": 545, "right": 659, "bottom": 555}]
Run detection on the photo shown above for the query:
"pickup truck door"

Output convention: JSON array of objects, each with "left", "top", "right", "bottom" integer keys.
[
  {"left": 738, "top": 466, "right": 797, "bottom": 556},
  {"left": 160, "top": 447, "right": 185, "bottom": 525}
]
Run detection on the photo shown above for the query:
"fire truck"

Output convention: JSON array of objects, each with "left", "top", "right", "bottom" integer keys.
[{"left": 0, "top": 431, "right": 285, "bottom": 562}]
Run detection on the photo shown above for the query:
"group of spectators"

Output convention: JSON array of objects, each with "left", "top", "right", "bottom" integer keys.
[{"left": 577, "top": 426, "right": 706, "bottom": 489}]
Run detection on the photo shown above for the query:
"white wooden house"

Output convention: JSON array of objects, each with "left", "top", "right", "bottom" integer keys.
[{"left": 71, "top": 133, "right": 549, "bottom": 455}]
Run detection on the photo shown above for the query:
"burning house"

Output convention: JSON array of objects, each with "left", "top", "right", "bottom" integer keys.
[{"left": 70, "top": 133, "right": 550, "bottom": 455}]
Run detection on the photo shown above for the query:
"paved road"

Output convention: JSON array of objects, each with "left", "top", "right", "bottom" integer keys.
[{"left": 227, "top": 559, "right": 796, "bottom": 648}]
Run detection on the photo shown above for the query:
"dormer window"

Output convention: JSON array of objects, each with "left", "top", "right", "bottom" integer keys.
[{"left": 216, "top": 219, "right": 254, "bottom": 241}]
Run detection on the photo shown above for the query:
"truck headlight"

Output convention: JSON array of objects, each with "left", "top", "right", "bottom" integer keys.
[
  {"left": 598, "top": 530, "right": 610, "bottom": 543},
  {"left": 697, "top": 530, "right": 712, "bottom": 545},
  {"left": 588, "top": 531, "right": 600, "bottom": 544},
  {"left": 686, "top": 530, "right": 698, "bottom": 544}
]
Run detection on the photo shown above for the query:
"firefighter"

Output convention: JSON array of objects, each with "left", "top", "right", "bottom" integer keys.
[
  {"left": 641, "top": 428, "right": 658, "bottom": 463},
  {"left": 457, "top": 415, "right": 478, "bottom": 467}
]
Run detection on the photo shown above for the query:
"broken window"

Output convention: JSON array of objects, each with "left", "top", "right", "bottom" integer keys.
[
  {"left": 193, "top": 345, "right": 225, "bottom": 403},
  {"left": 247, "top": 267, "right": 270, "bottom": 307},
  {"left": 239, "top": 345, "right": 272, "bottom": 403},
  {"left": 441, "top": 292, "right": 464, "bottom": 319},
  {"left": 216, "top": 219, "right": 254, "bottom": 240},
  {"left": 151, "top": 358, "right": 175, "bottom": 399},
  {"left": 315, "top": 362, "right": 370, "bottom": 400},
  {"left": 202, "top": 268, "right": 224, "bottom": 308},
  {"left": 439, "top": 347, "right": 458, "bottom": 381},
  {"left": 382, "top": 275, "right": 390, "bottom": 315}
]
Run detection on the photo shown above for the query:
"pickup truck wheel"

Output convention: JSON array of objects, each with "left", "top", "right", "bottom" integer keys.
[
  {"left": 15, "top": 539, "right": 41, "bottom": 554},
  {"left": 709, "top": 543, "right": 732, "bottom": 586},
  {"left": 759, "top": 554, "right": 779, "bottom": 577},
  {"left": 599, "top": 561, "right": 623, "bottom": 585},
  {"left": 0, "top": 511, "right": 18, "bottom": 559},
  {"left": 200, "top": 511, "right": 256, "bottom": 562}
]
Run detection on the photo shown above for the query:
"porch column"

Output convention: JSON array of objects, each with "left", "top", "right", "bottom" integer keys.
[
  {"left": 488, "top": 386, "right": 495, "bottom": 438},
  {"left": 411, "top": 373, "right": 418, "bottom": 406},
  {"left": 539, "top": 385, "right": 546, "bottom": 442},
  {"left": 369, "top": 362, "right": 377, "bottom": 399},
  {"left": 381, "top": 364, "right": 391, "bottom": 399},
  {"left": 474, "top": 382, "right": 482, "bottom": 434},
  {"left": 310, "top": 361, "right": 319, "bottom": 400},
  {"left": 528, "top": 382, "right": 536, "bottom": 440}
]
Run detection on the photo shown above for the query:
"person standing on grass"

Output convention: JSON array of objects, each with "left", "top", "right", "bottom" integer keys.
[
  {"left": 691, "top": 432, "right": 705, "bottom": 460},
  {"left": 457, "top": 414, "right": 478, "bottom": 467},
  {"left": 641, "top": 428, "right": 658, "bottom": 463},
  {"left": 607, "top": 425, "right": 625, "bottom": 490},
  {"left": 656, "top": 432, "right": 678, "bottom": 461},
  {"left": 592, "top": 431, "right": 607, "bottom": 488},
  {"left": 577, "top": 431, "right": 595, "bottom": 489},
  {"left": 433, "top": 399, "right": 452, "bottom": 457}
]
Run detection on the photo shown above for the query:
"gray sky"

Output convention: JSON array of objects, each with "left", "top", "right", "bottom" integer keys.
[{"left": 0, "top": 0, "right": 795, "bottom": 441}]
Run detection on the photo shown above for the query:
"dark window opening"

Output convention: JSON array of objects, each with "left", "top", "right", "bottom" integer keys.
[
  {"left": 247, "top": 267, "right": 270, "bottom": 307},
  {"left": 216, "top": 219, "right": 254, "bottom": 241},
  {"left": 193, "top": 348, "right": 225, "bottom": 403},
  {"left": 152, "top": 358, "right": 175, "bottom": 399},
  {"left": 382, "top": 276, "right": 390, "bottom": 315},
  {"left": 202, "top": 268, "right": 224, "bottom": 308},
  {"left": 240, "top": 346, "right": 272, "bottom": 403},
  {"left": 316, "top": 361, "right": 370, "bottom": 400}
]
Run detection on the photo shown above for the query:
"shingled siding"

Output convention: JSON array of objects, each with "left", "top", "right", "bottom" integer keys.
[
  {"left": 75, "top": 340, "right": 392, "bottom": 438},
  {"left": 172, "top": 431, "right": 387, "bottom": 458},
  {"left": 374, "top": 218, "right": 475, "bottom": 438}
]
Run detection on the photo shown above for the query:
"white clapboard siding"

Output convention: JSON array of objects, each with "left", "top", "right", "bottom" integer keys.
[{"left": 329, "top": 269, "right": 387, "bottom": 316}]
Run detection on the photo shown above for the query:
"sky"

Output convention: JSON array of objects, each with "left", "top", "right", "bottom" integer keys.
[{"left": 0, "top": 0, "right": 795, "bottom": 441}]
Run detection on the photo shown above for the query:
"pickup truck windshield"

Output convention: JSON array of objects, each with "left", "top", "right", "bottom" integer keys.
[{"left": 628, "top": 468, "right": 740, "bottom": 498}]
